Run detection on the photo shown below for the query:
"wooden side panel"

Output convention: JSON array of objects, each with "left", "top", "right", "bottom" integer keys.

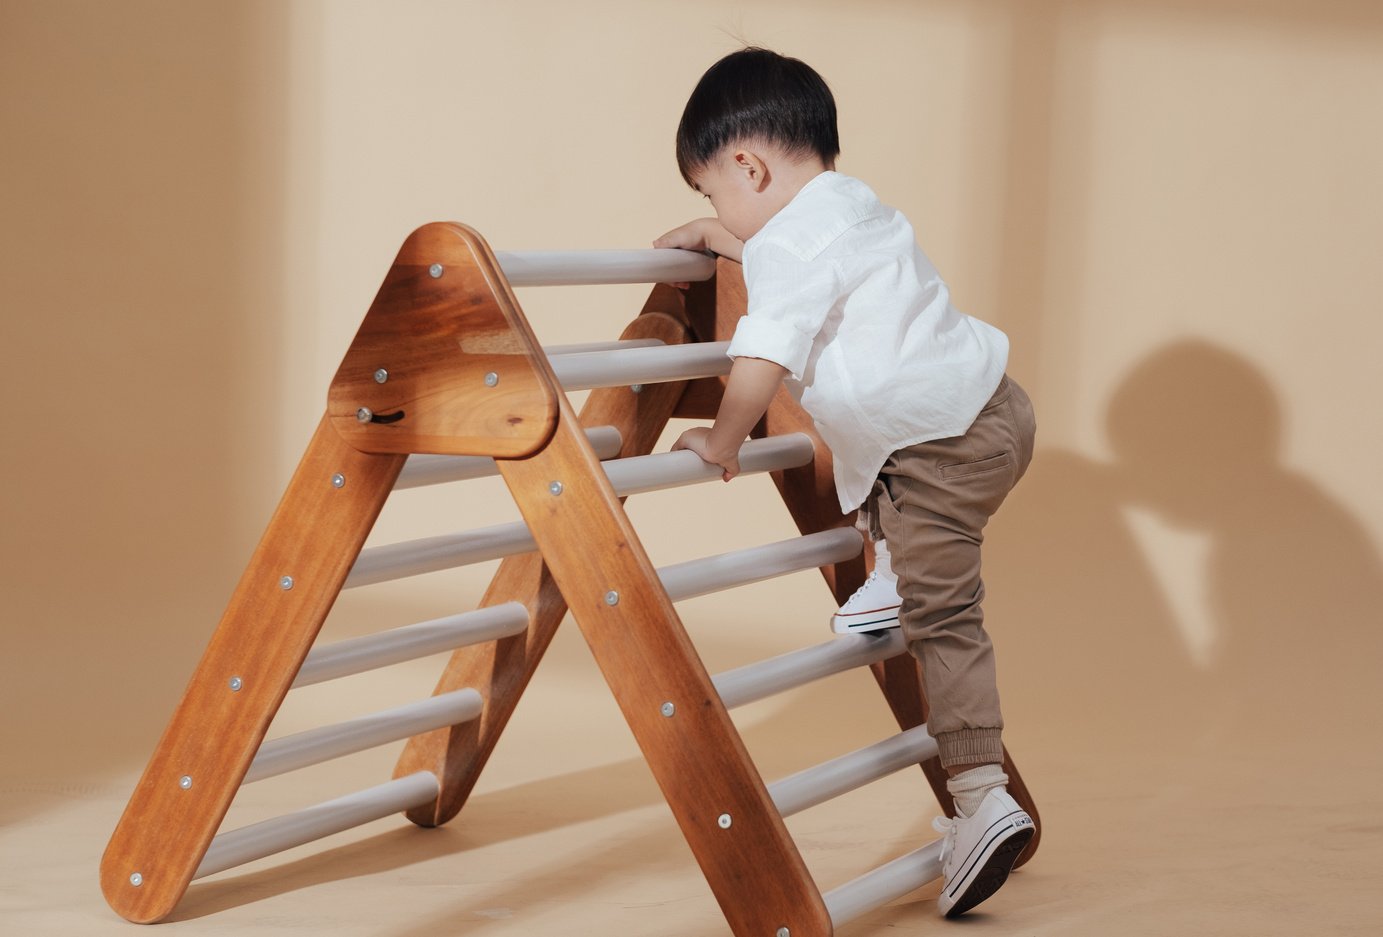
[
  {"left": 499, "top": 392, "right": 833, "bottom": 937},
  {"left": 393, "top": 300, "right": 694, "bottom": 827},
  {"left": 99, "top": 418, "right": 404, "bottom": 922},
  {"left": 328, "top": 223, "right": 558, "bottom": 458}
]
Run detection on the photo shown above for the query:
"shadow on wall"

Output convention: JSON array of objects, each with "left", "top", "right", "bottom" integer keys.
[{"left": 989, "top": 340, "right": 1383, "bottom": 770}]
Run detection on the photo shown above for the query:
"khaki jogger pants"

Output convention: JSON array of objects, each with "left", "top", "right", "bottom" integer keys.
[{"left": 864, "top": 375, "right": 1036, "bottom": 769}]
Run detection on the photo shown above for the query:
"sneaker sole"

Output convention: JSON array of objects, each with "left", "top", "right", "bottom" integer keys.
[
  {"left": 830, "top": 615, "right": 900, "bottom": 634},
  {"left": 943, "top": 823, "right": 1034, "bottom": 918}
]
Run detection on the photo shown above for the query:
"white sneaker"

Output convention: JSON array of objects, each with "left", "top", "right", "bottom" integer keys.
[
  {"left": 830, "top": 570, "right": 902, "bottom": 633},
  {"left": 932, "top": 788, "right": 1034, "bottom": 917}
]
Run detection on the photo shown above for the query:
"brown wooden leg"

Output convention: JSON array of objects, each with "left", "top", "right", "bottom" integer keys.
[
  {"left": 394, "top": 304, "right": 693, "bottom": 827},
  {"left": 100, "top": 416, "right": 404, "bottom": 923},
  {"left": 499, "top": 391, "right": 833, "bottom": 937}
]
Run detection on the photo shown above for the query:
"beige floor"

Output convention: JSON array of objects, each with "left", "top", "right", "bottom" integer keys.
[{"left": 4, "top": 453, "right": 1383, "bottom": 936}]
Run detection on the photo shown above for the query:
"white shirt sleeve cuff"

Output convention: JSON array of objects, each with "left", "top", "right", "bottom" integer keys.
[{"left": 726, "top": 315, "right": 813, "bottom": 380}]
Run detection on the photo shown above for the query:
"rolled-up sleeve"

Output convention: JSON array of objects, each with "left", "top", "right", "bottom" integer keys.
[{"left": 727, "top": 244, "right": 840, "bottom": 381}]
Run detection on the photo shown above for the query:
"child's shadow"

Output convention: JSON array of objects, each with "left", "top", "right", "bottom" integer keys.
[
  {"left": 990, "top": 340, "right": 1383, "bottom": 764},
  {"left": 1103, "top": 341, "right": 1383, "bottom": 745}
]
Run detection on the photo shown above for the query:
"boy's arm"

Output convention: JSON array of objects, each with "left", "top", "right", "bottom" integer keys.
[
  {"left": 672, "top": 356, "right": 788, "bottom": 480},
  {"left": 653, "top": 217, "right": 744, "bottom": 263}
]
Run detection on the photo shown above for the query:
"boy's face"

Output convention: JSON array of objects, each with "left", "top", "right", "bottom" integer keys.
[{"left": 691, "top": 149, "right": 776, "bottom": 242}]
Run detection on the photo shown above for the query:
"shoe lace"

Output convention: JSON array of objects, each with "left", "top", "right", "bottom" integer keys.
[
  {"left": 932, "top": 815, "right": 957, "bottom": 867},
  {"left": 845, "top": 569, "right": 881, "bottom": 602}
]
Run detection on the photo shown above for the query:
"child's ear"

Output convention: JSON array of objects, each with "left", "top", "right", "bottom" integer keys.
[{"left": 732, "top": 149, "right": 771, "bottom": 192}]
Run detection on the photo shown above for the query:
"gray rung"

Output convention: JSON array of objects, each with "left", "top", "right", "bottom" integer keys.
[
  {"left": 495, "top": 248, "right": 715, "bottom": 287},
  {"left": 194, "top": 771, "right": 439, "bottom": 879},
  {"left": 396, "top": 425, "right": 622, "bottom": 490},
  {"left": 822, "top": 840, "right": 945, "bottom": 927},
  {"left": 661, "top": 528, "right": 862, "bottom": 603},
  {"left": 347, "top": 436, "right": 823, "bottom": 589},
  {"left": 245, "top": 690, "right": 483, "bottom": 784},
  {"left": 549, "top": 341, "right": 731, "bottom": 391},
  {"left": 768, "top": 725, "right": 938, "bottom": 818},
  {"left": 714, "top": 629, "right": 906, "bottom": 710},
  {"left": 603, "top": 433, "right": 814, "bottom": 497},
  {"left": 541, "top": 338, "right": 665, "bottom": 356},
  {"left": 294, "top": 603, "right": 530, "bottom": 687},
  {"left": 345, "top": 522, "right": 535, "bottom": 589}
]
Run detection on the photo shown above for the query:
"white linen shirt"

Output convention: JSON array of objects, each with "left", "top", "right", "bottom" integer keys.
[{"left": 727, "top": 171, "right": 1009, "bottom": 513}]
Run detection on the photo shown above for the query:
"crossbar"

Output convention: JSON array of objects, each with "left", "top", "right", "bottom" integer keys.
[
  {"left": 347, "top": 436, "right": 825, "bottom": 588},
  {"left": 660, "top": 528, "right": 861, "bottom": 602},
  {"left": 495, "top": 248, "right": 715, "bottom": 287},
  {"left": 396, "top": 425, "right": 622, "bottom": 491},
  {"left": 293, "top": 603, "right": 530, "bottom": 687},
  {"left": 714, "top": 629, "right": 906, "bottom": 710},
  {"left": 345, "top": 523, "right": 534, "bottom": 588},
  {"left": 193, "top": 772, "right": 440, "bottom": 879},
  {"left": 549, "top": 341, "right": 731, "bottom": 391},
  {"left": 822, "top": 840, "right": 945, "bottom": 927},
  {"left": 604, "top": 433, "right": 813, "bottom": 497},
  {"left": 768, "top": 725, "right": 938, "bottom": 818},
  {"left": 245, "top": 690, "right": 483, "bottom": 784}
]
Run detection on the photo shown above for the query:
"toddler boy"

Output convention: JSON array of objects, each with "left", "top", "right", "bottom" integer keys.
[{"left": 656, "top": 48, "right": 1036, "bottom": 918}]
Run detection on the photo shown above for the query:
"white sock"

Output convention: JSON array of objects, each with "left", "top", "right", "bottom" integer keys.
[
  {"left": 946, "top": 764, "right": 1008, "bottom": 818},
  {"left": 873, "top": 538, "right": 897, "bottom": 581}
]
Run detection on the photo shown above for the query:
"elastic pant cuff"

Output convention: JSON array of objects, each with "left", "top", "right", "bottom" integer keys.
[{"left": 935, "top": 728, "right": 1004, "bottom": 769}]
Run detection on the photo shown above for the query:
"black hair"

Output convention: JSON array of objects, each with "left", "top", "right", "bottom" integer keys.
[{"left": 675, "top": 47, "right": 840, "bottom": 185}]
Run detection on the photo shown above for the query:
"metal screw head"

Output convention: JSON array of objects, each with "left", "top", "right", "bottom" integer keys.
[
  {"left": 548, "top": 481, "right": 564, "bottom": 496},
  {"left": 630, "top": 384, "right": 643, "bottom": 394},
  {"left": 429, "top": 263, "right": 443, "bottom": 278},
  {"left": 229, "top": 676, "right": 243, "bottom": 692},
  {"left": 717, "top": 813, "right": 732, "bottom": 829},
  {"left": 356, "top": 407, "right": 373, "bottom": 423},
  {"left": 331, "top": 473, "right": 345, "bottom": 488},
  {"left": 129, "top": 872, "right": 143, "bottom": 887},
  {"left": 660, "top": 701, "right": 675, "bottom": 717},
  {"left": 777, "top": 928, "right": 791, "bottom": 937},
  {"left": 373, "top": 368, "right": 389, "bottom": 384},
  {"left": 279, "top": 575, "right": 294, "bottom": 591},
  {"left": 179, "top": 775, "right": 192, "bottom": 790},
  {"left": 604, "top": 590, "right": 620, "bottom": 606},
  {"left": 483, "top": 372, "right": 499, "bottom": 387}
]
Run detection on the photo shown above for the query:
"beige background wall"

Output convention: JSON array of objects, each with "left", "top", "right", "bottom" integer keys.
[{"left": 3, "top": 1, "right": 1381, "bottom": 934}]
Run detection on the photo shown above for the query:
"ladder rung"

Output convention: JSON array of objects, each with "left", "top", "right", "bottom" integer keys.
[
  {"left": 549, "top": 341, "right": 731, "bottom": 391},
  {"left": 346, "top": 523, "right": 535, "bottom": 589},
  {"left": 768, "top": 725, "right": 937, "bottom": 818},
  {"left": 714, "top": 630, "right": 906, "bottom": 710},
  {"left": 661, "top": 528, "right": 861, "bottom": 602},
  {"left": 396, "top": 425, "right": 623, "bottom": 490},
  {"left": 495, "top": 248, "right": 715, "bottom": 287},
  {"left": 293, "top": 603, "right": 530, "bottom": 687},
  {"left": 193, "top": 772, "right": 440, "bottom": 880},
  {"left": 604, "top": 433, "right": 814, "bottom": 497},
  {"left": 540, "top": 338, "right": 666, "bottom": 356},
  {"left": 822, "top": 839, "right": 945, "bottom": 927},
  {"left": 245, "top": 690, "right": 483, "bottom": 784},
  {"left": 347, "top": 436, "right": 825, "bottom": 589}
]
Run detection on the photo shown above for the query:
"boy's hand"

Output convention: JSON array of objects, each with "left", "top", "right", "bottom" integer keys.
[
  {"left": 672, "top": 426, "right": 741, "bottom": 482},
  {"left": 654, "top": 217, "right": 744, "bottom": 266},
  {"left": 654, "top": 217, "right": 717, "bottom": 252}
]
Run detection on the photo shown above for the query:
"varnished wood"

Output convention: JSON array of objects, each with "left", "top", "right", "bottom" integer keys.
[
  {"left": 393, "top": 302, "right": 694, "bottom": 827},
  {"left": 99, "top": 417, "right": 404, "bottom": 923},
  {"left": 103, "top": 228, "right": 1040, "bottom": 930},
  {"left": 328, "top": 223, "right": 559, "bottom": 458},
  {"left": 499, "top": 390, "right": 833, "bottom": 937}
]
